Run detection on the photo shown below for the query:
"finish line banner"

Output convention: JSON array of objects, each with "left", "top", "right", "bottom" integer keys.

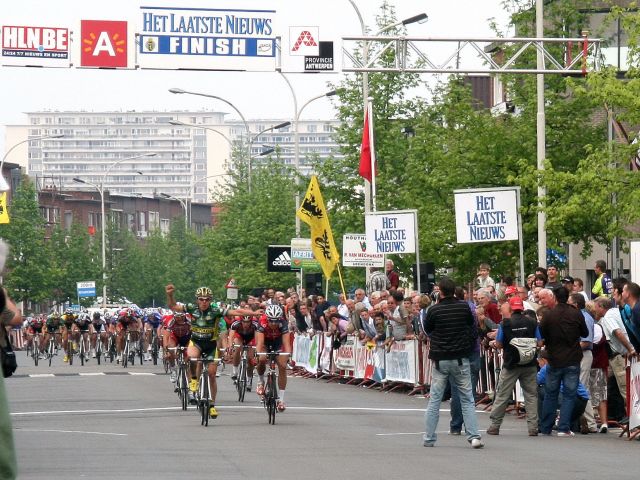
[{"left": 137, "top": 6, "right": 277, "bottom": 71}]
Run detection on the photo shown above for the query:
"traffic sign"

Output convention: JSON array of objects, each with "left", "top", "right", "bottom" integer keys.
[{"left": 77, "top": 281, "right": 96, "bottom": 298}]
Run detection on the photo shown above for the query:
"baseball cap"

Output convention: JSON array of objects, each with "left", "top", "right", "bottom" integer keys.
[
  {"left": 508, "top": 296, "right": 524, "bottom": 311},
  {"left": 504, "top": 286, "right": 518, "bottom": 296},
  {"left": 562, "top": 276, "right": 574, "bottom": 284}
]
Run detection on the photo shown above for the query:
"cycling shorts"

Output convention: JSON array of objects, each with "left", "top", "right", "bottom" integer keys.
[
  {"left": 92, "top": 322, "right": 106, "bottom": 333},
  {"left": 234, "top": 333, "right": 256, "bottom": 347},
  {"left": 265, "top": 337, "right": 283, "bottom": 353},
  {"left": 76, "top": 323, "right": 91, "bottom": 332},
  {"left": 189, "top": 338, "right": 217, "bottom": 361},
  {"left": 170, "top": 331, "right": 191, "bottom": 348}
]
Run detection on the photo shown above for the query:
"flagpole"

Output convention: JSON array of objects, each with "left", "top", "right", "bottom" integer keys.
[
  {"left": 368, "top": 97, "right": 377, "bottom": 212},
  {"left": 336, "top": 264, "right": 347, "bottom": 300}
]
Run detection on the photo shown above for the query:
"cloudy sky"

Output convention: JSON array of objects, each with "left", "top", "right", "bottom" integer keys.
[{"left": 0, "top": 0, "right": 514, "bottom": 151}]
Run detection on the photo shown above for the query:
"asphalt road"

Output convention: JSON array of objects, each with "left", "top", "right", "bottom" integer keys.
[{"left": 5, "top": 350, "right": 640, "bottom": 479}]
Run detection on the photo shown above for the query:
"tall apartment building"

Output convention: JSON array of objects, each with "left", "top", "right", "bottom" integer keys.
[{"left": 4, "top": 111, "right": 342, "bottom": 203}]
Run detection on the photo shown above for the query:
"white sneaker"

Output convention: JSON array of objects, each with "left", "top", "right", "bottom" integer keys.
[
  {"left": 471, "top": 439, "right": 484, "bottom": 449},
  {"left": 169, "top": 371, "right": 177, "bottom": 383},
  {"left": 144, "top": 353, "right": 152, "bottom": 361},
  {"left": 92, "top": 352, "right": 96, "bottom": 358}
]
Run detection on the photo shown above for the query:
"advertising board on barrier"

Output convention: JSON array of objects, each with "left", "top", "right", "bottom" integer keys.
[
  {"left": 293, "top": 334, "right": 311, "bottom": 371},
  {"left": 1, "top": 25, "right": 71, "bottom": 67},
  {"left": 267, "top": 245, "right": 295, "bottom": 272},
  {"left": 454, "top": 188, "right": 519, "bottom": 244},
  {"left": 319, "top": 333, "right": 332, "bottom": 374},
  {"left": 334, "top": 336, "right": 356, "bottom": 371},
  {"left": 342, "top": 233, "right": 384, "bottom": 268},
  {"left": 384, "top": 340, "right": 417, "bottom": 384},
  {"left": 630, "top": 358, "right": 640, "bottom": 430},
  {"left": 138, "top": 6, "right": 276, "bottom": 71}
]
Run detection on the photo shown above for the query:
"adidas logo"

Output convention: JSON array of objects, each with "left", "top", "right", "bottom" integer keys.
[{"left": 272, "top": 251, "right": 291, "bottom": 266}]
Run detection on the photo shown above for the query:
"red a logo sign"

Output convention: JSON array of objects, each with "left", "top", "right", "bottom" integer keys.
[
  {"left": 292, "top": 30, "right": 318, "bottom": 51},
  {"left": 80, "top": 20, "right": 127, "bottom": 68}
]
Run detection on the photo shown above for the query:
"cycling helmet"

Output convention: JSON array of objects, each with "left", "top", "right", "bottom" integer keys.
[
  {"left": 265, "top": 304, "right": 283, "bottom": 320},
  {"left": 195, "top": 286, "right": 212, "bottom": 298},
  {"left": 92, "top": 311, "right": 102, "bottom": 321},
  {"left": 64, "top": 308, "right": 74, "bottom": 316}
]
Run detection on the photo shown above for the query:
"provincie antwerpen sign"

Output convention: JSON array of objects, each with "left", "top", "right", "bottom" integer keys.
[{"left": 454, "top": 188, "right": 519, "bottom": 244}]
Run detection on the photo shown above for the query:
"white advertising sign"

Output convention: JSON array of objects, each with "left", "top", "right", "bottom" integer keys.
[
  {"left": 342, "top": 233, "right": 384, "bottom": 268},
  {"left": 365, "top": 212, "right": 416, "bottom": 254},
  {"left": 1, "top": 25, "right": 71, "bottom": 67},
  {"left": 333, "top": 335, "right": 356, "bottom": 371},
  {"left": 384, "top": 339, "right": 417, "bottom": 384},
  {"left": 137, "top": 6, "right": 277, "bottom": 71},
  {"left": 454, "top": 189, "right": 519, "bottom": 243}
]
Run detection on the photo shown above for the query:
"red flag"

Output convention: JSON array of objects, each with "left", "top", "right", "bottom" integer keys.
[{"left": 359, "top": 108, "right": 374, "bottom": 181}]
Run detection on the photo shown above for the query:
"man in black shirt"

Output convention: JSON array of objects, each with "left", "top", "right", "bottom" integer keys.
[
  {"left": 422, "top": 277, "right": 483, "bottom": 449},
  {"left": 539, "top": 286, "right": 588, "bottom": 436}
]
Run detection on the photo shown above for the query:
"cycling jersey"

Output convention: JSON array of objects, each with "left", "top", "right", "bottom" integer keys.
[
  {"left": 46, "top": 316, "right": 62, "bottom": 332},
  {"left": 28, "top": 319, "right": 44, "bottom": 334},
  {"left": 75, "top": 317, "right": 91, "bottom": 332},
  {"left": 144, "top": 312, "right": 162, "bottom": 328},
  {"left": 62, "top": 314, "right": 76, "bottom": 327},
  {"left": 258, "top": 315, "right": 289, "bottom": 341},
  {"left": 231, "top": 319, "right": 259, "bottom": 345},
  {"left": 184, "top": 303, "right": 228, "bottom": 342}
]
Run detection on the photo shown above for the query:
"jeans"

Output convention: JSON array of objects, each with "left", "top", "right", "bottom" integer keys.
[
  {"left": 450, "top": 351, "right": 481, "bottom": 433},
  {"left": 540, "top": 364, "right": 580, "bottom": 434},
  {"left": 424, "top": 358, "right": 481, "bottom": 445}
]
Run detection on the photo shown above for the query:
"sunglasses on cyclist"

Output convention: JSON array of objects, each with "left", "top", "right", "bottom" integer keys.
[{"left": 197, "top": 297, "right": 212, "bottom": 302}]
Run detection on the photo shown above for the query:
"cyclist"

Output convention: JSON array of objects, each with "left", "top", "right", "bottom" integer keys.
[
  {"left": 163, "top": 311, "right": 191, "bottom": 383},
  {"left": 143, "top": 308, "right": 163, "bottom": 361},
  {"left": 61, "top": 308, "right": 77, "bottom": 363},
  {"left": 256, "top": 304, "right": 292, "bottom": 412},
  {"left": 44, "top": 312, "right": 63, "bottom": 356},
  {"left": 90, "top": 311, "right": 107, "bottom": 358},
  {"left": 115, "top": 307, "right": 142, "bottom": 363},
  {"left": 26, "top": 315, "right": 46, "bottom": 357},
  {"left": 75, "top": 312, "right": 92, "bottom": 360},
  {"left": 165, "top": 284, "right": 260, "bottom": 419},
  {"left": 229, "top": 315, "right": 260, "bottom": 391}
]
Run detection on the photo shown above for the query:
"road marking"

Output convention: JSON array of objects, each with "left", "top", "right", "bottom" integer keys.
[
  {"left": 11, "top": 406, "right": 181, "bottom": 416},
  {"left": 376, "top": 432, "right": 425, "bottom": 436},
  {"left": 79, "top": 372, "right": 106, "bottom": 376},
  {"left": 28, "top": 374, "right": 55, "bottom": 378},
  {"left": 128, "top": 372, "right": 155, "bottom": 376},
  {"left": 14, "top": 428, "right": 127, "bottom": 436}
]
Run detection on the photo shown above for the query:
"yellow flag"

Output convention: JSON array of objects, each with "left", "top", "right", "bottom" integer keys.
[
  {"left": 296, "top": 175, "right": 339, "bottom": 279},
  {"left": 0, "top": 193, "right": 9, "bottom": 224}
]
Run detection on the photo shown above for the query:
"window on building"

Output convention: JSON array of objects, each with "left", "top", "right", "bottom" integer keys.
[
  {"left": 160, "top": 218, "right": 170, "bottom": 236},
  {"left": 64, "top": 211, "right": 73, "bottom": 230},
  {"left": 126, "top": 213, "right": 135, "bottom": 232},
  {"left": 149, "top": 211, "right": 160, "bottom": 230},
  {"left": 138, "top": 211, "right": 146, "bottom": 233},
  {"left": 307, "top": 124, "right": 317, "bottom": 133}
]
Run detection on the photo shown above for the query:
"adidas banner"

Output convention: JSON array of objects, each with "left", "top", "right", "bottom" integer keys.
[{"left": 267, "top": 245, "right": 296, "bottom": 272}]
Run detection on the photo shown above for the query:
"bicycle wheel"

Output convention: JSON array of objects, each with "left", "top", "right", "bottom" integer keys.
[
  {"left": 138, "top": 338, "right": 144, "bottom": 365},
  {"left": 151, "top": 335, "right": 159, "bottom": 365},
  {"left": 123, "top": 341, "right": 129, "bottom": 368},
  {"left": 108, "top": 336, "right": 115, "bottom": 363},
  {"left": 80, "top": 337, "right": 85, "bottom": 366},
  {"left": 33, "top": 337, "right": 39, "bottom": 367},
  {"left": 96, "top": 338, "right": 102, "bottom": 365},
  {"left": 48, "top": 340, "right": 54, "bottom": 367},
  {"left": 180, "top": 368, "right": 188, "bottom": 411},
  {"left": 68, "top": 340, "right": 74, "bottom": 366},
  {"left": 238, "top": 360, "right": 247, "bottom": 402},
  {"left": 200, "top": 375, "right": 209, "bottom": 427},
  {"left": 266, "top": 374, "right": 277, "bottom": 425}
]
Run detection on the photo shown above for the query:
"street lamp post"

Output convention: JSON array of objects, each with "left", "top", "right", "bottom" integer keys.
[
  {"left": 73, "top": 152, "right": 156, "bottom": 308},
  {"left": 160, "top": 193, "right": 188, "bottom": 229},
  {"left": 279, "top": 75, "right": 337, "bottom": 238},
  {"left": 1, "top": 133, "right": 64, "bottom": 190},
  {"left": 169, "top": 89, "right": 289, "bottom": 192},
  {"left": 346, "top": 2, "right": 427, "bottom": 215}
]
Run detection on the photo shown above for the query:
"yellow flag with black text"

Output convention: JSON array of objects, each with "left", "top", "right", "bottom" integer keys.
[
  {"left": 296, "top": 175, "right": 339, "bottom": 279},
  {"left": 0, "top": 193, "right": 9, "bottom": 224}
]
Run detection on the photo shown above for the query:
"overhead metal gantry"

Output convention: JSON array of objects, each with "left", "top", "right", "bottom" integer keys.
[{"left": 341, "top": 35, "right": 602, "bottom": 75}]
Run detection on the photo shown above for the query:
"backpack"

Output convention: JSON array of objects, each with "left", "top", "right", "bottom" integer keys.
[{"left": 509, "top": 337, "right": 538, "bottom": 365}]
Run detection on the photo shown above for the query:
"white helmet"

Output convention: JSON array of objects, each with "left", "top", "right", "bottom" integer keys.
[{"left": 265, "top": 304, "right": 283, "bottom": 320}]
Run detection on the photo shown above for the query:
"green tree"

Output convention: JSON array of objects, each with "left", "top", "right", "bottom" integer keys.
[{"left": 0, "top": 177, "right": 51, "bottom": 305}]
